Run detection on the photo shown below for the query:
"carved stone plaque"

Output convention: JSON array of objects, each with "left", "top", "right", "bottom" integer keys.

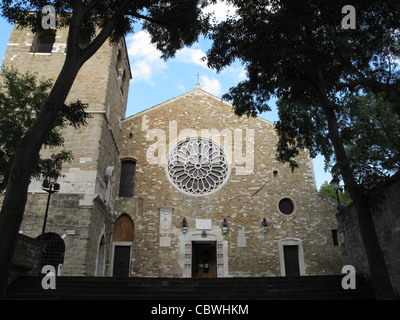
[
  {"left": 159, "top": 207, "right": 173, "bottom": 234},
  {"left": 196, "top": 219, "right": 212, "bottom": 230}
]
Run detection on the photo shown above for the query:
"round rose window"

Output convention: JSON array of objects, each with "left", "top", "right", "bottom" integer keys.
[{"left": 167, "top": 138, "right": 230, "bottom": 195}]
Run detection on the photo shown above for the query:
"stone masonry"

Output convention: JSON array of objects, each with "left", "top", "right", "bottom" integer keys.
[
  {"left": 337, "top": 179, "right": 400, "bottom": 295},
  {"left": 114, "top": 85, "right": 343, "bottom": 278},
  {"left": 1, "top": 25, "right": 131, "bottom": 276},
  {"left": 1, "top": 25, "right": 343, "bottom": 279}
]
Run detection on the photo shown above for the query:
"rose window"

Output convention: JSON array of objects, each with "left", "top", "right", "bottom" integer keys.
[{"left": 167, "top": 138, "right": 230, "bottom": 195}]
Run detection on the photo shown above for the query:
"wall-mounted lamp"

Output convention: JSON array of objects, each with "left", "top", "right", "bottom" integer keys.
[
  {"left": 181, "top": 218, "right": 188, "bottom": 234},
  {"left": 222, "top": 218, "right": 228, "bottom": 235},
  {"left": 262, "top": 218, "right": 268, "bottom": 234}
]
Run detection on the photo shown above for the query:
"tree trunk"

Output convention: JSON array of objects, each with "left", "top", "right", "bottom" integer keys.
[
  {"left": 0, "top": 0, "right": 131, "bottom": 297},
  {"left": 316, "top": 68, "right": 396, "bottom": 299},
  {"left": 0, "top": 54, "right": 83, "bottom": 299},
  {"left": 351, "top": 190, "right": 396, "bottom": 299}
]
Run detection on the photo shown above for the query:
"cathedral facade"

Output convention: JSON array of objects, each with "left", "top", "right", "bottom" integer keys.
[
  {"left": 114, "top": 85, "right": 342, "bottom": 278},
  {"left": 1, "top": 26, "right": 343, "bottom": 278}
]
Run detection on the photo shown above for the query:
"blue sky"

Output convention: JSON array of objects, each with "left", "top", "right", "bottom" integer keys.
[{"left": 0, "top": 4, "right": 333, "bottom": 190}]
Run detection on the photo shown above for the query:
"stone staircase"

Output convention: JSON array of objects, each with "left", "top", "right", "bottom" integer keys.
[{"left": 6, "top": 275, "right": 375, "bottom": 300}]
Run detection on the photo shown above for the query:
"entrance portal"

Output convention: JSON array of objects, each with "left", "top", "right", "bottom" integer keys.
[
  {"left": 113, "top": 246, "right": 131, "bottom": 277},
  {"left": 192, "top": 242, "right": 217, "bottom": 278},
  {"left": 283, "top": 245, "right": 300, "bottom": 276},
  {"left": 112, "top": 214, "right": 134, "bottom": 277}
]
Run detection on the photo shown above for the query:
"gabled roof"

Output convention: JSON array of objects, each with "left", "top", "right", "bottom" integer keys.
[{"left": 123, "top": 83, "right": 275, "bottom": 127}]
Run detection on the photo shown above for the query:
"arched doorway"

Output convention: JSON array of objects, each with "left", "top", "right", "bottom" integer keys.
[
  {"left": 95, "top": 235, "right": 106, "bottom": 276},
  {"left": 36, "top": 232, "right": 65, "bottom": 275},
  {"left": 112, "top": 214, "right": 134, "bottom": 277}
]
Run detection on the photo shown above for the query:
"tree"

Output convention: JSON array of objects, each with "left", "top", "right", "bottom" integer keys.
[
  {"left": 276, "top": 93, "right": 400, "bottom": 190},
  {"left": 319, "top": 181, "right": 352, "bottom": 206},
  {"left": 0, "top": 0, "right": 215, "bottom": 298},
  {"left": 206, "top": 0, "right": 400, "bottom": 298},
  {"left": 0, "top": 67, "right": 89, "bottom": 192}
]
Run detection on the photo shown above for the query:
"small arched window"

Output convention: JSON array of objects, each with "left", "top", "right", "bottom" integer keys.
[{"left": 31, "top": 32, "right": 56, "bottom": 53}]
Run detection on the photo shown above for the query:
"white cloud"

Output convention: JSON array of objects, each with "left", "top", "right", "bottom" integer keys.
[
  {"left": 223, "top": 65, "right": 247, "bottom": 82},
  {"left": 126, "top": 31, "right": 168, "bottom": 84},
  {"left": 176, "top": 47, "right": 208, "bottom": 68},
  {"left": 200, "top": 75, "right": 221, "bottom": 96},
  {"left": 203, "top": 1, "right": 238, "bottom": 23}
]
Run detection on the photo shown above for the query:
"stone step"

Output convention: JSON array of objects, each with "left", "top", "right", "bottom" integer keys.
[{"left": 7, "top": 275, "right": 375, "bottom": 300}]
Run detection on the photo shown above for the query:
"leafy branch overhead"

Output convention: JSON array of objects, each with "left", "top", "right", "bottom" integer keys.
[
  {"left": 0, "top": 0, "right": 216, "bottom": 60},
  {"left": 0, "top": 67, "right": 90, "bottom": 191},
  {"left": 206, "top": 0, "right": 400, "bottom": 297},
  {"left": 0, "top": 0, "right": 217, "bottom": 299},
  {"left": 207, "top": 0, "right": 400, "bottom": 189}
]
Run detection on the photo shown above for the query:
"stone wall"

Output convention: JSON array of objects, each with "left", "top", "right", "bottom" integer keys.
[
  {"left": 337, "top": 179, "right": 400, "bottom": 294},
  {"left": 115, "top": 87, "right": 343, "bottom": 278},
  {"left": 9, "top": 234, "right": 42, "bottom": 283},
  {"left": 1, "top": 25, "right": 130, "bottom": 276}
]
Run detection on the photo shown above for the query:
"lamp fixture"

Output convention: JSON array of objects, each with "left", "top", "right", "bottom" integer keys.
[
  {"left": 330, "top": 176, "right": 343, "bottom": 210},
  {"left": 262, "top": 218, "right": 268, "bottom": 234},
  {"left": 181, "top": 218, "right": 188, "bottom": 234},
  {"left": 330, "top": 176, "right": 340, "bottom": 191},
  {"left": 222, "top": 218, "right": 228, "bottom": 235}
]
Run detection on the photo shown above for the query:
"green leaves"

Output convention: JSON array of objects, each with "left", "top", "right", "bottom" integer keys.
[
  {"left": 319, "top": 181, "right": 352, "bottom": 205},
  {"left": 0, "top": 0, "right": 215, "bottom": 59},
  {"left": 340, "top": 94, "right": 400, "bottom": 188},
  {"left": 207, "top": 0, "right": 400, "bottom": 190},
  {"left": 0, "top": 67, "right": 89, "bottom": 191}
]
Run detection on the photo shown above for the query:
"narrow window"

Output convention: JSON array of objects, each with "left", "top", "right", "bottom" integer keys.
[
  {"left": 332, "top": 229, "right": 339, "bottom": 246},
  {"left": 121, "top": 70, "right": 128, "bottom": 97},
  {"left": 31, "top": 32, "right": 56, "bottom": 53},
  {"left": 116, "top": 50, "right": 122, "bottom": 75},
  {"left": 119, "top": 160, "right": 136, "bottom": 197}
]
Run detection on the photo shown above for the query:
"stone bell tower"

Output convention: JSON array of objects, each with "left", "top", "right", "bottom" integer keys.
[{"left": 1, "top": 25, "right": 131, "bottom": 276}]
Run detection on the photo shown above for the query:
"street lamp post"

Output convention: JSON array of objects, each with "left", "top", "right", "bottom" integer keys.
[
  {"left": 330, "top": 176, "right": 343, "bottom": 211},
  {"left": 41, "top": 180, "right": 60, "bottom": 237}
]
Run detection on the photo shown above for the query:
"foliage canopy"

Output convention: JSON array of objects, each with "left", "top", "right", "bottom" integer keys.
[
  {"left": 0, "top": 0, "right": 215, "bottom": 60},
  {"left": 0, "top": 67, "right": 89, "bottom": 191},
  {"left": 206, "top": 0, "right": 400, "bottom": 189}
]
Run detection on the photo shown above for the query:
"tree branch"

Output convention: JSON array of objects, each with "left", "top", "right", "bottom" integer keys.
[
  {"left": 66, "top": 1, "right": 86, "bottom": 58},
  {"left": 354, "top": 71, "right": 400, "bottom": 107},
  {"left": 128, "top": 11, "right": 171, "bottom": 27},
  {"left": 84, "top": 0, "right": 102, "bottom": 13},
  {"left": 80, "top": 0, "right": 132, "bottom": 63}
]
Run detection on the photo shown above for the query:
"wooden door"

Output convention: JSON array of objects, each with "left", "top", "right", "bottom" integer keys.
[
  {"left": 283, "top": 245, "right": 300, "bottom": 276},
  {"left": 113, "top": 246, "right": 131, "bottom": 277},
  {"left": 192, "top": 242, "right": 217, "bottom": 278}
]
